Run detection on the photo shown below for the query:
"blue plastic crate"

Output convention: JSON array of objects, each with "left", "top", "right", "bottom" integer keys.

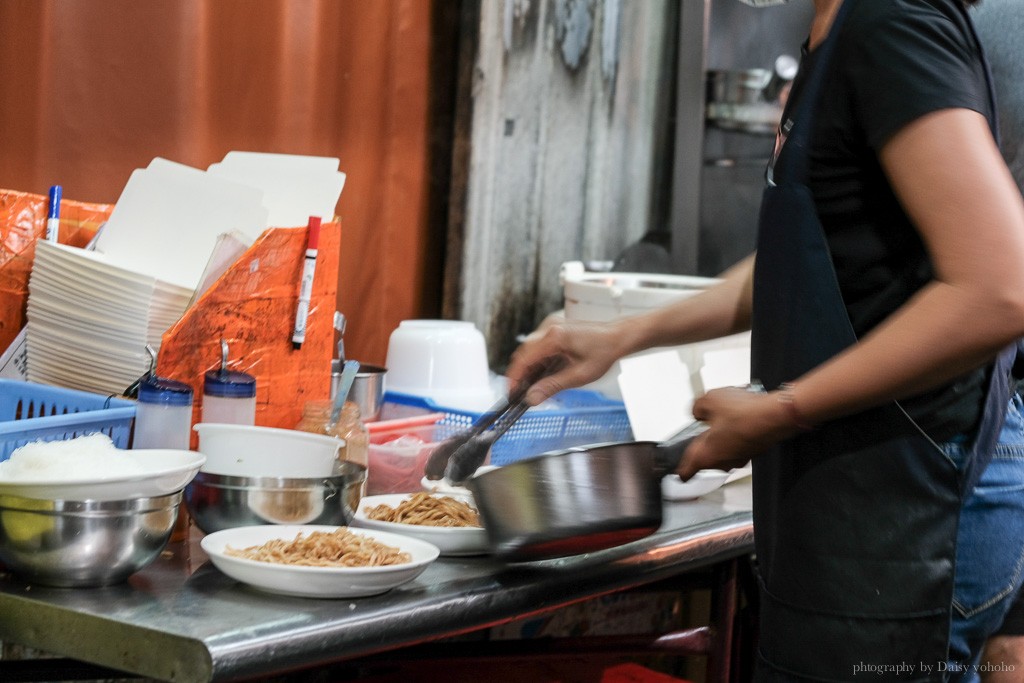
[
  {"left": 0, "top": 379, "right": 136, "bottom": 460},
  {"left": 381, "top": 389, "right": 633, "bottom": 466}
]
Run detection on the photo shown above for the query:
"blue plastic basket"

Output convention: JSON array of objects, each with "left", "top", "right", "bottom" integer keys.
[
  {"left": 381, "top": 389, "right": 634, "bottom": 466},
  {"left": 0, "top": 379, "right": 136, "bottom": 460}
]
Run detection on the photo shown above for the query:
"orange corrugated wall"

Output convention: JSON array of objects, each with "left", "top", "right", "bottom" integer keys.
[{"left": 0, "top": 0, "right": 440, "bottom": 367}]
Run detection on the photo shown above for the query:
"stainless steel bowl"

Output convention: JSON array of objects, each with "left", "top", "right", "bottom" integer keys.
[
  {"left": 0, "top": 492, "right": 181, "bottom": 587},
  {"left": 185, "top": 461, "right": 366, "bottom": 533}
]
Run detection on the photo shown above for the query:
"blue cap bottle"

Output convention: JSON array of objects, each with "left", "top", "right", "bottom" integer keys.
[{"left": 201, "top": 370, "right": 257, "bottom": 425}]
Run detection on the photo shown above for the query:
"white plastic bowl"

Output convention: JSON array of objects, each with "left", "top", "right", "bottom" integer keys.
[
  {"left": 385, "top": 320, "right": 493, "bottom": 409},
  {"left": 661, "top": 469, "right": 731, "bottom": 501},
  {"left": 194, "top": 423, "right": 343, "bottom": 478}
]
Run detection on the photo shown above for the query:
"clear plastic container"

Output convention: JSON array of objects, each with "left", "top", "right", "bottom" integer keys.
[
  {"left": 202, "top": 370, "right": 256, "bottom": 426},
  {"left": 133, "top": 376, "right": 194, "bottom": 450},
  {"left": 296, "top": 400, "right": 368, "bottom": 468}
]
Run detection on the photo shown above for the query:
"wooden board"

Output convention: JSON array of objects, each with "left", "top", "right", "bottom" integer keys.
[{"left": 450, "top": 0, "right": 677, "bottom": 369}]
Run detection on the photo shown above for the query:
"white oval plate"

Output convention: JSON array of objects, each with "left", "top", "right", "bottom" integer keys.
[
  {"left": 201, "top": 525, "right": 439, "bottom": 598},
  {"left": 661, "top": 469, "right": 731, "bottom": 501},
  {"left": 0, "top": 449, "right": 206, "bottom": 501},
  {"left": 352, "top": 493, "right": 488, "bottom": 557}
]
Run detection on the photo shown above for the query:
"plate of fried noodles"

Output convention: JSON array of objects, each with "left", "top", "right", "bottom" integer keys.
[
  {"left": 352, "top": 492, "right": 488, "bottom": 556},
  {"left": 200, "top": 525, "right": 440, "bottom": 598}
]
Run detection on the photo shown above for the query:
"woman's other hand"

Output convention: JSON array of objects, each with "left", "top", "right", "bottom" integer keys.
[{"left": 678, "top": 386, "right": 803, "bottom": 479}]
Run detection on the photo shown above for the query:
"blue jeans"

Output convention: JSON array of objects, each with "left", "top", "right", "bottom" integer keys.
[{"left": 944, "top": 393, "right": 1024, "bottom": 680}]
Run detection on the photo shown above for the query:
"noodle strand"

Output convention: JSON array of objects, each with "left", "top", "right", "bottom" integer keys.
[
  {"left": 365, "top": 492, "right": 481, "bottom": 528},
  {"left": 225, "top": 528, "right": 411, "bottom": 567}
]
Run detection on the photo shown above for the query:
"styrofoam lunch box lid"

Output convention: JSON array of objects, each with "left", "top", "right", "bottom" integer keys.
[{"left": 560, "top": 261, "right": 722, "bottom": 319}]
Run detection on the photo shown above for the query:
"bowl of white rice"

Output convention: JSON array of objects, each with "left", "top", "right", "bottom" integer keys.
[
  {"left": 0, "top": 434, "right": 206, "bottom": 587},
  {"left": 0, "top": 433, "right": 205, "bottom": 501}
]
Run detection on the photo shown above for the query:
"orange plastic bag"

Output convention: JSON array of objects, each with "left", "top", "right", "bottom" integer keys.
[
  {"left": 156, "top": 222, "right": 340, "bottom": 443},
  {"left": 0, "top": 189, "right": 113, "bottom": 353}
]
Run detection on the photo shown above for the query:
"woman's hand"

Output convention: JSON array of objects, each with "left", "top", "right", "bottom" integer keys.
[
  {"left": 506, "top": 257, "right": 758, "bottom": 406},
  {"left": 676, "top": 386, "right": 801, "bottom": 479},
  {"left": 506, "top": 316, "right": 629, "bottom": 405}
]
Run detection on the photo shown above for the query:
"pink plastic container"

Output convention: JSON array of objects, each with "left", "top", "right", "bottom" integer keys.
[{"left": 366, "top": 414, "right": 449, "bottom": 495}]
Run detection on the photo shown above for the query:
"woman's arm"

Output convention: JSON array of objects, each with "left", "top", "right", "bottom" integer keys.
[
  {"left": 507, "top": 254, "right": 756, "bottom": 405},
  {"left": 788, "top": 108, "right": 1024, "bottom": 423},
  {"left": 617, "top": 253, "right": 756, "bottom": 351},
  {"left": 684, "top": 108, "right": 1024, "bottom": 477}
]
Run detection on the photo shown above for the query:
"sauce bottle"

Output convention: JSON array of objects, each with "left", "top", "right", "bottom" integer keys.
[
  {"left": 202, "top": 370, "right": 257, "bottom": 425},
  {"left": 133, "top": 376, "right": 194, "bottom": 450},
  {"left": 132, "top": 375, "right": 195, "bottom": 541}
]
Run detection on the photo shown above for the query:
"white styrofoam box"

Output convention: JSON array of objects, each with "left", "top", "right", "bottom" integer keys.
[
  {"left": 208, "top": 152, "right": 346, "bottom": 228},
  {"left": 699, "top": 347, "right": 752, "bottom": 392},
  {"left": 95, "top": 158, "right": 268, "bottom": 290},
  {"left": 617, "top": 351, "right": 694, "bottom": 442}
]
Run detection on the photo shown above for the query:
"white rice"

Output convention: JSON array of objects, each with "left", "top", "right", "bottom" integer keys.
[{"left": 0, "top": 434, "right": 147, "bottom": 481}]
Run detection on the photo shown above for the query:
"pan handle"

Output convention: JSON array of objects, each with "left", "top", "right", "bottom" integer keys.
[
  {"left": 652, "top": 383, "right": 763, "bottom": 477},
  {"left": 652, "top": 421, "right": 710, "bottom": 477}
]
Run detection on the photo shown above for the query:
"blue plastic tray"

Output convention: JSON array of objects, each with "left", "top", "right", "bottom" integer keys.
[
  {"left": 381, "top": 389, "right": 633, "bottom": 466},
  {"left": 0, "top": 379, "right": 136, "bottom": 460}
]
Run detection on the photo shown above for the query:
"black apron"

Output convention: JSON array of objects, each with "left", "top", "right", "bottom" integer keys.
[{"left": 749, "top": 1, "right": 1016, "bottom": 679}]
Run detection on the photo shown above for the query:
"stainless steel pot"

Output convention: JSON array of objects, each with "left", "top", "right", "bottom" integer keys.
[
  {"left": 185, "top": 461, "right": 366, "bottom": 533},
  {"left": 705, "top": 55, "right": 798, "bottom": 134},
  {"left": 466, "top": 423, "right": 707, "bottom": 562},
  {"left": 706, "top": 68, "right": 774, "bottom": 105},
  {"left": 332, "top": 361, "right": 387, "bottom": 422},
  {"left": 706, "top": 56, "right": 798, "bottom": 106}
]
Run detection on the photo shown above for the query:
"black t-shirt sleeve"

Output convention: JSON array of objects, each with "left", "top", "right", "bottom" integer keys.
[{"left": 842, "top": 2, "right": 988, "bottom": 151}]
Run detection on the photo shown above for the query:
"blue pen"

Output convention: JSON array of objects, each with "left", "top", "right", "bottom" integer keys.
[{"left": 46, "top": 185, "right": 62, "bottom": 243}]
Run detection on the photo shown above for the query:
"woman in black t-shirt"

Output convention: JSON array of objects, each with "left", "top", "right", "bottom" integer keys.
[
  {"left": 508, "top": 0, "right": 1024, "bottom": 678},
  {"left": 973, "top": 0, "right": 1024, "bottom": 678}
]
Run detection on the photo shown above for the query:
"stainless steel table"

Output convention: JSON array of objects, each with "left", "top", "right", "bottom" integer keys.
[{"left": 0, "top": 482, "right": 753, "bottom": 682}]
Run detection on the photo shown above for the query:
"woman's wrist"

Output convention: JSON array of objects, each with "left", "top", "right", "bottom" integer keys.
[
  {"left": 609, "top": 315, "right": 653, "bottom": 358},
  {"left": 775, "top": 383, "right": 817, "bottom": 432}
]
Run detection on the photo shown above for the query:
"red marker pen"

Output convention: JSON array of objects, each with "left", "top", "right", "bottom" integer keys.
[{"left": 291, "top": 216, "right": 321, "bottom": 349}]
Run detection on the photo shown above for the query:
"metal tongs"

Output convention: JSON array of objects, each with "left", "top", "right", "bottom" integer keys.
[{"left": 424, "top": 358, "right": 560, "bottom": 485}]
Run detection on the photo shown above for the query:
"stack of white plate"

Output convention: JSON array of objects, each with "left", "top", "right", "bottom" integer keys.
[
  {"left": 23, "top": 153, "right": 347, "bottom": 396},
  {"left": 24, "top": 157, "right": 271, "bottom": 395},
  {"left": 26, "top": 240, "right": 193, "bottom": 394}
]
